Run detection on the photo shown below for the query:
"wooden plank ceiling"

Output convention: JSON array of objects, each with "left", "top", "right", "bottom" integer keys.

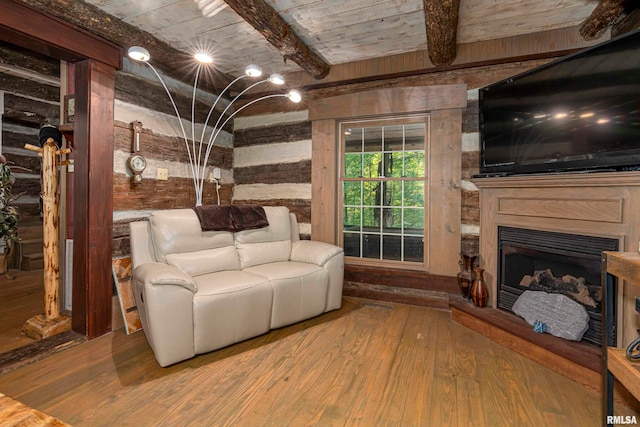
[{"left": 75, "top": 0, "right": 630, "bottom": 80}]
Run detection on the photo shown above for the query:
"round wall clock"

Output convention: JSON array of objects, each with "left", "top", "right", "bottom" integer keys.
[{"left": 127, "top": 153, "right": 147, "bottom": 184}]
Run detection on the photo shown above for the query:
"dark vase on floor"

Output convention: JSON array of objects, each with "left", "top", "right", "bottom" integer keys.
[
  {"left": 471, "top": 266, "right": 489, "bottom": 307},
  {"left": 456, "top": 254, "right": 477, "bottom": 300}
]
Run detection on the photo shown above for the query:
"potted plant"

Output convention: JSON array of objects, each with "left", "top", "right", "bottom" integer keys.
[{"left": 0, "top": 154, "right": 19, "bottom": 275}]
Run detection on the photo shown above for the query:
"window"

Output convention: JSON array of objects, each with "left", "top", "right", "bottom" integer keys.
[{"left": 340, "top": 116, "right": 428, "bottom": 266}]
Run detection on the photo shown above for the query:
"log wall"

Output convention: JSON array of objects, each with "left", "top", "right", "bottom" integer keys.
[
  {"left": 111, "top": 61, "right": 234, "bottom": 257},
  {"left": 0, "top": 43, "right": 60, "bottom": 224},
  {"left": 233, "top": 111, "right": 311, "bottom": 239}
]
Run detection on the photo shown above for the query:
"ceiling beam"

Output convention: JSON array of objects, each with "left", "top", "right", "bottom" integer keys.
[
  {"left": 13, "top": 0, "right": 233, "bottom": 91},
  {"left": 423, "top": 0, "right": 460, "bottom": 66},
  {"left": 579, "top": 0, "right": 631, "bottom": 40},
  {"left": 222, "top": 0, "right": 331, "bottom": 80}
]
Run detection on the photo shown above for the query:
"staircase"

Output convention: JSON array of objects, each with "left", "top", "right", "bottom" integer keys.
[{"left": 15, "top": 219, "right": 44, "bottom": 271}]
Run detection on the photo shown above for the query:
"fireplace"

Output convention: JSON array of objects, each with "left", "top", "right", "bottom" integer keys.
[{"left": 497, "top": 226, "right": 618, "bottom": 346}]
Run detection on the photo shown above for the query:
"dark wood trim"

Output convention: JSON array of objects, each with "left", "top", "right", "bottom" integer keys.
[
  {"left": 72, "top": 59, "right": 115, "bottom": 338},
  {"left": 2, "top": 0, "right": 120, "bottom": 342},
  {"left": 0, "top": 1, "right": 122, "bottom": 69}
]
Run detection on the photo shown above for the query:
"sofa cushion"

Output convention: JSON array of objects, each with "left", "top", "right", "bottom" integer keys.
[
  {"left": 148, "top": 209, "right": 239, "bottom": 275},
  {"left": 235, "top": 206, "right": 292, "bottom": 268},
  {"left": 193, "top": 270, "right": 273, "bottom": 353},
  {"left": 166, "top": 246, "right": 240, "bottom": 277},
  {"left": 245, "top": 261, "right": 329, "bottom": 328}
]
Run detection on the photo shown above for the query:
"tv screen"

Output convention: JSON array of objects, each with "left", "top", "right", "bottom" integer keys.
[{"left": 479, "top": 28, "right": 640, "bottom": 176}]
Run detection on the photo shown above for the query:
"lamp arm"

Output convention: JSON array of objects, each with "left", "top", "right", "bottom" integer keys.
[
  {"left": 197, "top": 73, "right": 247, "bottom": 177},
  {"left": 197, "top": 94, "right": 286, "bottom": 198},
  {"left": 195, "top": 79, "right": 271, "bottom": 191},
  {"left": 147, "top": 63, "right": 200, "bottom": 201},
  {"left": 191, "top": 65, "right": 201, "bottom": 183}
]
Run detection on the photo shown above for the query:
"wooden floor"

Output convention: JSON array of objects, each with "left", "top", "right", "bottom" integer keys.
[
  {"left": 0, "top": 297, "right": 633, "bottom": 426},
  {"left": 0, "top": 269, "right": 43, "bottom": 354}
]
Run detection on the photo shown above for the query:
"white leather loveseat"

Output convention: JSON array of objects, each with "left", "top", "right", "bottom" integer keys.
[{"left": 129, "top": 206, "right": 344, "bottom": 367}]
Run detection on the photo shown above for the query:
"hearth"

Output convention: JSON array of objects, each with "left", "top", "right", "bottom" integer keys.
[{"left": 497, "top": 226, "right": 618, "bottom": 346}]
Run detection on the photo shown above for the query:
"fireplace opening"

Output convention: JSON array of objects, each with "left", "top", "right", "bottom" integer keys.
[{"left": 497, "top": 226, "right": 618, "bottom": 346}]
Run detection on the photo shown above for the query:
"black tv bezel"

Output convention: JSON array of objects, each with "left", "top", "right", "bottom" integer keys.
[{"left": 478, "top": 28, "right": 640, "bottom": 177}]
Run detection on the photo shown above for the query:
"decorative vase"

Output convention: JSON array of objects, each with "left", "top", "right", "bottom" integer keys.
[
  {"left": 471, "top": 266, "right": 489, "bottom": 307},
  {"left": 456, "top": 254, "right": 477, "bottom": 300}
]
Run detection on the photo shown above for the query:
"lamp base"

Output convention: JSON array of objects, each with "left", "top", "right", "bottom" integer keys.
[{"left": 22, "top": 314, "right": 71, "bottom": 340}]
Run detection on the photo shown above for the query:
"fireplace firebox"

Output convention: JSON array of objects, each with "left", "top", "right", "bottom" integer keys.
[{"left": 497, "top": 226, "right": 618, "bottom": 346}]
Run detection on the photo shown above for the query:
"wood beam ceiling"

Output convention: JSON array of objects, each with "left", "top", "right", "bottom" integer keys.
[
  {"left": 580, "top": 0, "right": 636, "bottom": 40},
  {"left": 222, "top": 0, "right": 331, "bottom": 80},
  {"left": 14, "top": 0, "right": 233, "bottom": 91},
  {"left": 423, "top": 0, "right": 461, "bottom": 66}
]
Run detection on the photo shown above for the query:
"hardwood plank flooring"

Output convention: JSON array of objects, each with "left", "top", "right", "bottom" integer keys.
[
  {"left": 0, "top": 297, "right": 635, "bottom": 426},
  {"left": 0, "top": 269, "right": 43, "bottom": 354}
]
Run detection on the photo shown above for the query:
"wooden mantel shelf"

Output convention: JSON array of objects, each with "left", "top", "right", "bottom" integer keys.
[{"left": 472, "top": 170, "right": 640, "bottom": 188}]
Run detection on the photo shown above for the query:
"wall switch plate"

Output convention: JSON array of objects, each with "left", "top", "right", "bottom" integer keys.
[
  {"left": 213, "top": 167, "right": 221, "bottom": 179},
  {"left": 156, "top": 168, "right": 168, "bottom": 180}
]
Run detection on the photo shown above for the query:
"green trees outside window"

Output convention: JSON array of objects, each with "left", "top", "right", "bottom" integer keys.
[{"left": 341, "top": 119, "right": 427, "bottom": 263}]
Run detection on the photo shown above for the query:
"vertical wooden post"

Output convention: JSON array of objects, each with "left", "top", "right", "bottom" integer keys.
[
  {"left": 41, "top": 139, "right": 60, "bottom": 319},
  {"left": 22, "top": 139, "right": 72, "bottom": 339}
]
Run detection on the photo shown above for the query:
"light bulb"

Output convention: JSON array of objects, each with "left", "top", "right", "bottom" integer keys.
[
  {"left": 269, "top": 74, "right": 285, "bottom": 85},
  {"left": 128, "top": 46, "right": 150, "bottom": 62},
  {"left": 287, "top": 90, "right": 302, "bottom": 103},
  {"left": 245, "top": 64, "right": 262, "bottom": 77},
  {"left": 194, "top": 52, "right": 213, "bottom": 64}
]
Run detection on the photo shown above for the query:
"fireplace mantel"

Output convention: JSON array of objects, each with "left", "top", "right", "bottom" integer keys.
[{"left": 473, "top": 171, "right": 640, "bottom": 346}]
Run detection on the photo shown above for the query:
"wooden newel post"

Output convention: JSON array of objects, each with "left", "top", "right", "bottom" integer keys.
[{"left": 22, "top": 138, "right": 72, "bottom": 339}]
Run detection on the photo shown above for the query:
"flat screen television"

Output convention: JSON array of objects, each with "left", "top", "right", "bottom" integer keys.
[{"left": 479, "top": 28, "right": 640, "bottom": 176}]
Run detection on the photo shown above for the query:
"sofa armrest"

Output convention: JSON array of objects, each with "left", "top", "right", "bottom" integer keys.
[
  {"left": 133, "top": 262, "right": 197, "bottom": 293},
  {"left": 290, "top": 240, "right": 343, "bottom": 266},
  {"left": 132, "top": 262, "right": 197, "bottom": 367}
]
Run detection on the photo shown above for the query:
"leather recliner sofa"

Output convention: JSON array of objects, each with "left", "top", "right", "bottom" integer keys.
[{"left": 129, "top": 206, "right": 344, "bottom": 367}]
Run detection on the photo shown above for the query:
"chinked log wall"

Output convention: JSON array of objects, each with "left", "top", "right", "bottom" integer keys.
[
  {"left": 111, "top": 68, "right": 234, "bottom": 258},
  {"left": 233, "top": 113, "right": 312, "bottom": 239}
]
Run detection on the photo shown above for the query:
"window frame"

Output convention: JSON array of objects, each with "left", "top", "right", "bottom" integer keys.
[{"left": 338, "top": 115, "right": 430, "bottom": 269}]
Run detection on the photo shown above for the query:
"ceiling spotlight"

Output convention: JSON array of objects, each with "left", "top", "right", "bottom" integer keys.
[
  {"left": 554, "top": 112, "right": 568, "bottom": 119},
  {"left": 269, "top": 74, "right": 285, "bottom": 85},
  {"left": 580, "top": 112, "right": 595, "bottom": 118},
  {"left": 128, "top": 46, "right": 150, "bottom": 62},
  {"left": 597, "top": 118, "right": 610, "bottom": 124},
  {"left": 245, "top": 64, "right": 262, "bottom": 77},
  {"left": 194, "top": 52, "right": 213, "bottom": 64},
  {"left": 287, "top": 90, "right": 302, "bottom": 103}
]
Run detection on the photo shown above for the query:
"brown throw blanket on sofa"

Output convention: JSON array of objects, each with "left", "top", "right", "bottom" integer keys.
[{"left": 193, "top": 205, "right": 269, "bottom": 232}]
